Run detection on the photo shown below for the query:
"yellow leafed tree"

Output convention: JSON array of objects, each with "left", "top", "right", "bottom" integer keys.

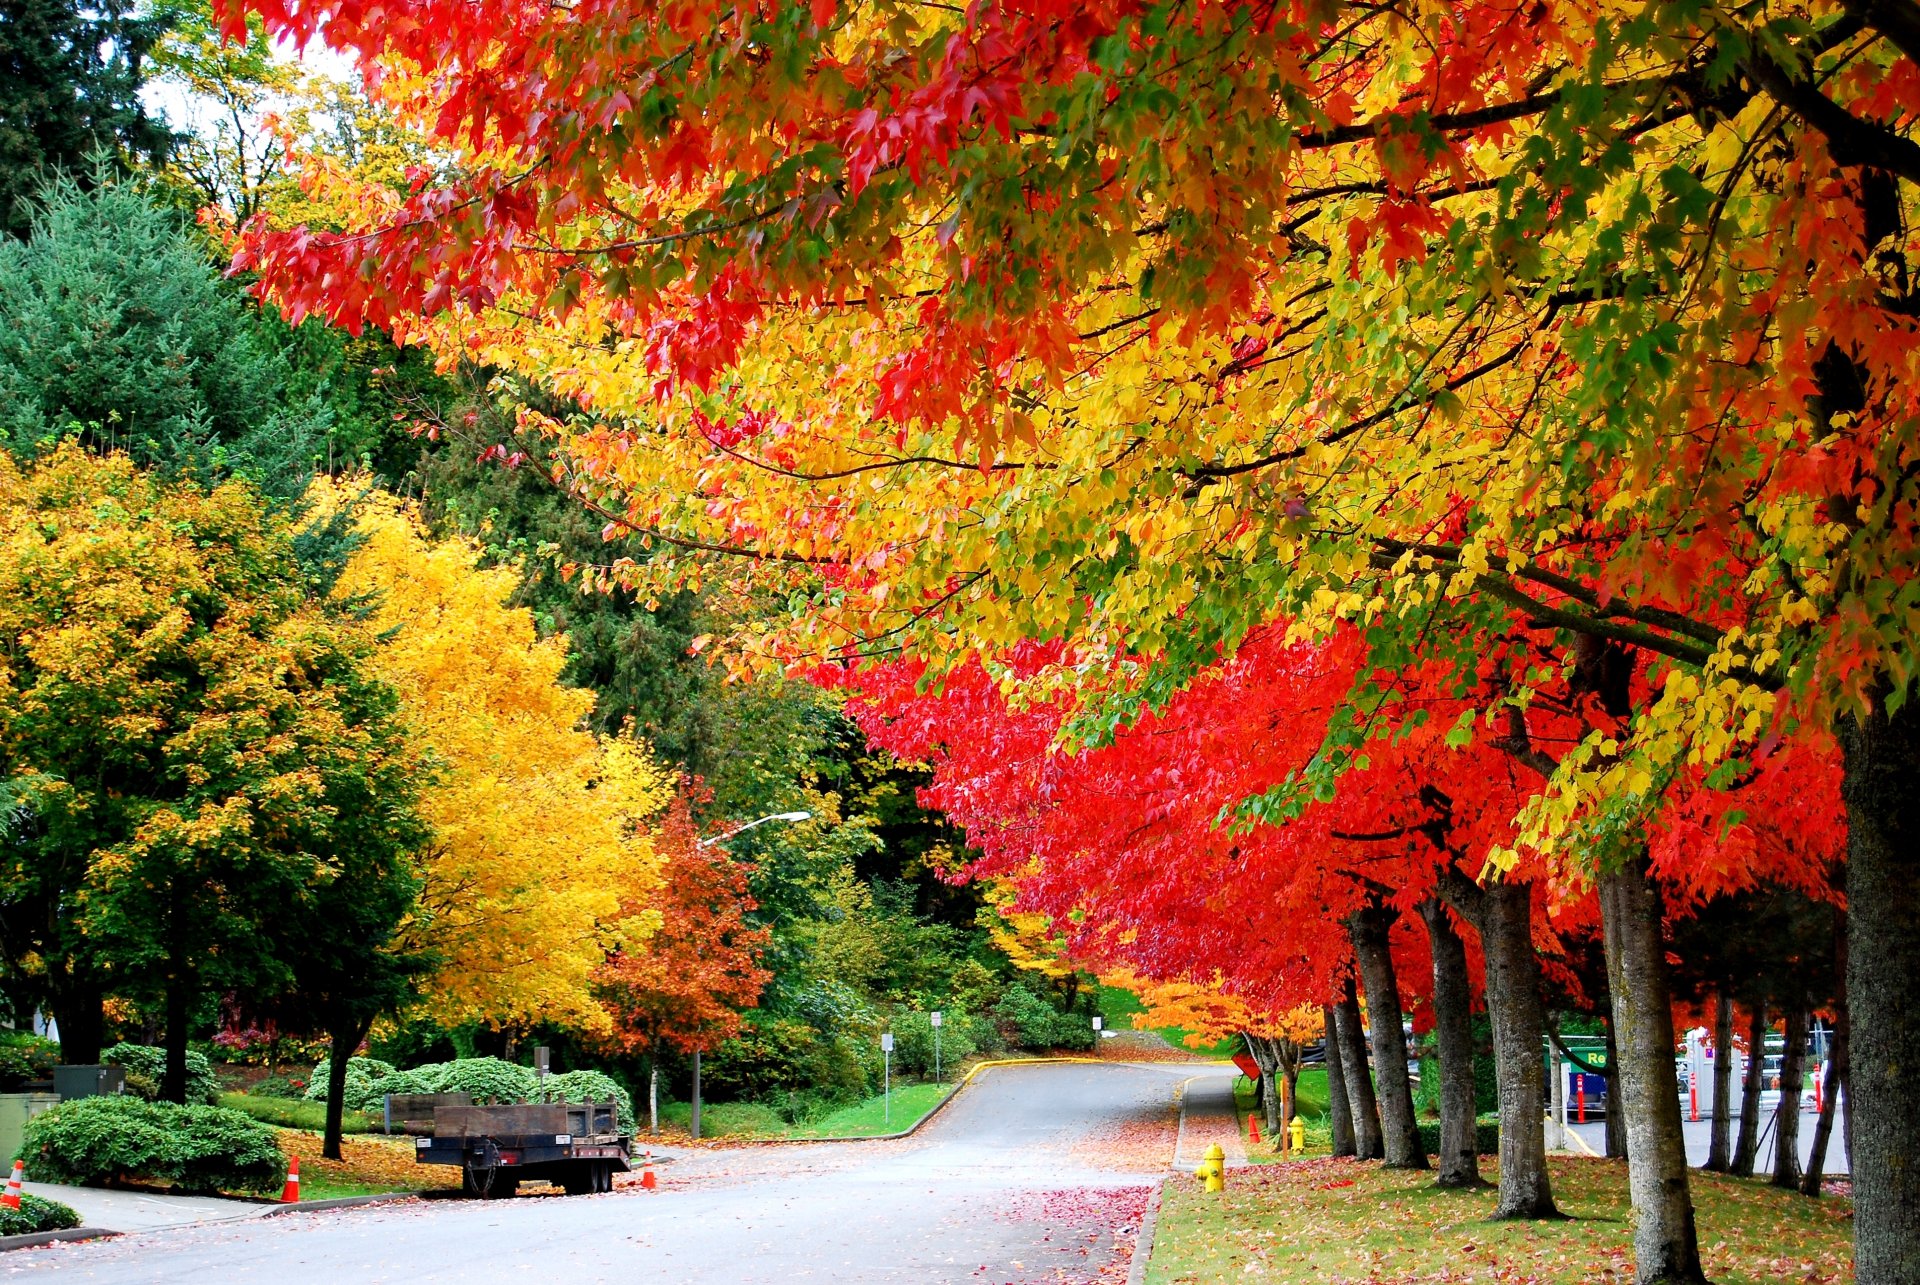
[{"left": 309, "top": 479, "right": 673, "bottom": 1033}]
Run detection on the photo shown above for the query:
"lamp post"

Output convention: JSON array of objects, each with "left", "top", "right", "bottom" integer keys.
[
  {"left": 931, "top": 1011, "right": 943, "bottom": 1084},
  {"left": 688, "top": 810, "right": 810, "bottom": 1140},
  {"left": 697, "top": 810, "right": 812, "bottom": 848},
  {"left": 881, "top": 1033, "right": 894, "bottom": 1126}
]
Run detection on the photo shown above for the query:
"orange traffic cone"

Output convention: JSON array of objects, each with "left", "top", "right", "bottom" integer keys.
[
  {"left": 1248, "top": 1115, "right": 1261, "bottom": 1144},
  {"left": 639, "top": 1151, "right": 656, "bottom": 1191},
  {"left": 3, "top": 1160, "right": 23, "bottom": 1210},
  {"left": 280, "top": 1156, "right": 301, "bottom": 1204}
]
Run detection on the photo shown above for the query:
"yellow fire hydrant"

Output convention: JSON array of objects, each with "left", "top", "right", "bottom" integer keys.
[
  {"left": 1287, "top": 1115, "right": 1306, "bottom": 1153},
  {"left": 1197, "top": 1142, "right": 1226, "bottom": 1192}
]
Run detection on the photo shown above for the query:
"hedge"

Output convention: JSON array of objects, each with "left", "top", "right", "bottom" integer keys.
[
  {"left": 0, "top": 1192, "right": 81, "bottom": 1238},
  {"left": 18, "top": 1096, "right": 287, "bottom": 1195},
  {"left": 301, "top": 1057, "right": 634, "bottom": 1132},
  {"left": 1415, "top": 1115, "right": 1502, "bottom": 1157},
  {"left": 102, "top": 1044, "right": 218, "bottom": 1105},
  {"left": 216, "top": 1091, "right": 380, "bottom": 1134}
]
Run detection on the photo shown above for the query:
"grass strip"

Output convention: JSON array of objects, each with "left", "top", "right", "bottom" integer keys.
[{"left": 1145, "top": 1153, "right": 1852, "bottom": 1284}]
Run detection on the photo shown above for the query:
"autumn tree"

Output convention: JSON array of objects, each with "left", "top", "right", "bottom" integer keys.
[
  {"left": 0, "top": 445, "right": 430, "bottom": 1107},
  {"left": 309, "top": 478, "right": 673, "bottom": 1035},
  {"left": 222, "top": 0, "right": 1920, "bottom": 1272},
  {"left": 593, "top": 796, "right": 771, "bottom": 1132}
]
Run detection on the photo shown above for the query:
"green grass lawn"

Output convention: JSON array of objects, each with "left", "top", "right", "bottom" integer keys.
[
  {"left": 220, "top": 1091, "right": 381, "bottom": 1134},
  {"left": 1145, "top": 1153, "right": 1853, "bottom": 1284},
  {"left": 652, "top": 1080, "right": 957, "bottom": 1140}
]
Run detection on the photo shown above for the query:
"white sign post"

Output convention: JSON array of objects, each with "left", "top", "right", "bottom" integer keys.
[
  {"left": 1092, "top": 1015, "right": 1103, "bottom": 1054},
  {"left": 880, "top": 1032, "right": 895, "bottom": 1125},
  {"left": 930, "top": 1011, "right": 943, "bottom": 1084}
]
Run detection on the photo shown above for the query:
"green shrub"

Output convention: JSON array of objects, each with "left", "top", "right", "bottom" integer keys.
[
  {"left": 991, "top": 985, "right": 1096, "bottom": 1052},
  {"left": 302, "top": 1057, "right": 398, "bottom": 1112},
  {"left": 886, "top": 1011, "right": 978, "bottom": 1078},
  {"left": 0, "top": 1032, "right": 59, "bottom": 1089},
  {"left": 246, "top": 1075, "right": 306, "bottom": 1100},
  {"left": 0, "top": 1192, "right": 81, "bottom": 1237},
  {"left": 1414, "top": 1114, "right": 1501, "bottom": 1157},
  {"left": 543, "top": 1070, "right": 634, "bottom": 1134},
  {"left": 19, "top": 1096, "right": 287, "bottom": 1194},
  {"left": 102, "top": 1044, "right": 218, "bottom": 1105},
  {"left": 217, "top": 1091, "right": 379, "bottom": 1134}
]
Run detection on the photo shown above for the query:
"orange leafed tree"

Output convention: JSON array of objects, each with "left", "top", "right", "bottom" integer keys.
[{"left": 593, "top": 796, "right": 772, "bottom": 1132}]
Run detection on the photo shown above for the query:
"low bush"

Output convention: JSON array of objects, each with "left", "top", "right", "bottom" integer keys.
[
  {"left": 1414, "top": 1115, "right": 1501, "bottom": 1157},
  {"left": 19, "top": 1096, "right": 287, "bottom": 1195},
  {"left": 102, "top": 1044, "right": 218, "bottom": 1105},
  {"left": 0, "top": 1032, "right": 60, "bottom": 1090},
  {"left": 0, "top": 1192, "right": 81, "bottom": 1237},
  {"left": 302, "top": 1057, "right": 399, "bottom": 1113},
  {"left": 245, "top": 1075, "right": 308, "bottom": 1099},
  {"left": 886, "top": 1011, "right": 979, "bottom": 1079},
  {"left": 991, "top": 985, "right": 1097, "bottom": 1053},
  {"left": 217, "top": 1091, "right": 379, "bottom": 1134},
  {"left": 543, "top": 1069, "right": 634, "bottom": 1134}
]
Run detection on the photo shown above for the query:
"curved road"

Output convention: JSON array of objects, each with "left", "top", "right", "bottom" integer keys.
[{"left": 7, "top": 1062, "right": 1231, "bottom": 1284}]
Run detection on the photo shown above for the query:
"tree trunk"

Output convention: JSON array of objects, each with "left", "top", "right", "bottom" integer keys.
[
  {"left": 1350, "top": 906, "right": 1427, "bottom": 1170},
  {"left": 1449, "top": 877, "right": 1558, "bottom": 1218},
  {"left": 1704, "top": 993, "right": 1734, "bottom": 1172},
  {"left": 1771, "top": 1006, "right": 1809, "bottom": 1189},
  {"left": 1838, "top": 699, "right": 1920, "bottom": 1283},
  {"left": 1801, "top": 1016, "right": 1848, "bottom": 1198},
  {"left": 1323, "top": 1004, "right": 1356, "bottom": 1157},
  {"left": 161, "top": 978, "right": 193, "bottom": 1104},
  {"left": 1731, "top": 1002, "right": 1767, "bottom": 1178},
  {"left": 1333, "top": 979, "right": 1384, "bottom": 1160},
  {"left": 323, "top": 1018, "right": 371, "bottom": 1161},
  {"left": 1600, "top": 857, "right": 1706, "bottom": 1285},
  {"left": 1419, "top": 898, "right": 1483, "bottom": 1187},
  {"left": 46, "top": 976, "right": 105, "bottom": 1065},
  {"left": 1604, "top": 1018, "right": 1627, "bottom": 1161}
]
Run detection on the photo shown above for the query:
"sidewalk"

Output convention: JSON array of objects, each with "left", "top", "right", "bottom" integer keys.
[
  {"left": 21, "top": 1180, "right": 273, "bottom": 1233},
  {"left": 1173, "top": 1069, "right": 1248, "bottom": 1172}
]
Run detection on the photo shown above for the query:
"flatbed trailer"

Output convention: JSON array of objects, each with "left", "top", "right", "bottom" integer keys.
[{"left": 414, "top": 1100, "right": 629, "bottom": 1198}]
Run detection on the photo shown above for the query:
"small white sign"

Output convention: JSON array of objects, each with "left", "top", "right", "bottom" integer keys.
[
  {"left": 1092, "top": 1016, "right": 1103, "bottom": 1031},
  {"left": 881, "top": 1033, "right": 895, "bottom": 1052},
  {"left": 930, "top": 1011, "right": 943, "bottom": 1028}
]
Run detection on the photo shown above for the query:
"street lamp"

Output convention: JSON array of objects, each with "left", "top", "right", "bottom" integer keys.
[
  {"left": 688, "top": 810, "right": 810, "bottom": 1140},
  {"left": 697, "top": 811, "right": 812, "bottom": 848}
]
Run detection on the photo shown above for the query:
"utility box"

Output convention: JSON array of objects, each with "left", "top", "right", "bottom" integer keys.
[
  {"left": 52, "top": 1064, "right": 125, "bottom": 1101},
  {"left": 0, "top": 1092, "right": 59, "bottom": 1164}
]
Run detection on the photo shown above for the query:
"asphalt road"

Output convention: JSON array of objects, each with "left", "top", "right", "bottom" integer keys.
[{"left": 5, "top": 1061, "right": 1219, "bottom": 1284}]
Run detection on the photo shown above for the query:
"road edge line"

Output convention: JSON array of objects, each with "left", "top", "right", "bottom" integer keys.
[
  {"left": 0, "top": 1227, "right": 121, "bottom": 1254},
  {"left": 1125, "top": 1181, "right": 1165, "bottom": 1285},
  {"left": 262, "top": 1192, "right": 418, "bottom": 1216}
]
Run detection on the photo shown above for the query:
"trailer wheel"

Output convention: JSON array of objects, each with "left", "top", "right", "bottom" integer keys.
[{"left": 596, "top": 1161, "right": 614, "bottom": 1194}]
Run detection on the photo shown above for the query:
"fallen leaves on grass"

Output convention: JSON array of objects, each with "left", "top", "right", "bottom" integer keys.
[
  {"left": 277, "top": 1130, "right": 460, "bottom": 1192},
  {"left": 1145, "top": 1155, "right": 1854, "bottom": 1285}
]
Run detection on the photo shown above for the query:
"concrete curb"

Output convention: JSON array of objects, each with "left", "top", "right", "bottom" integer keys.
[
  {"left": 0, "top": 1227, "right": 121, "bottom": 1254},
  {"left": 1125, "top": 1182, "right": 1164, "bottom": 1285},
  {"left": 262, "top": 1192, "right": 416, "bottom": 1216}
]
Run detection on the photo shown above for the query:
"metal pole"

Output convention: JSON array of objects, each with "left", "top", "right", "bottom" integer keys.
[
  {"left": 884, "top": 1048, "right": 890, "bottom": 1126},
  {"left": 691, "top": 1049, "right": 702, "bottom": 1142},
  {"left": 935, "top": 1026, "right": 941, "bottom": 1084}
]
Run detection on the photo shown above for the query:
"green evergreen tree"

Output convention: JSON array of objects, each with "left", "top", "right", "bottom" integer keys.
[
  {"left": 0, "top": 0, "right": 173, "bottom": 236},
  {"left": 0, "top": 175, "right": 330, "bottom": 494}
]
